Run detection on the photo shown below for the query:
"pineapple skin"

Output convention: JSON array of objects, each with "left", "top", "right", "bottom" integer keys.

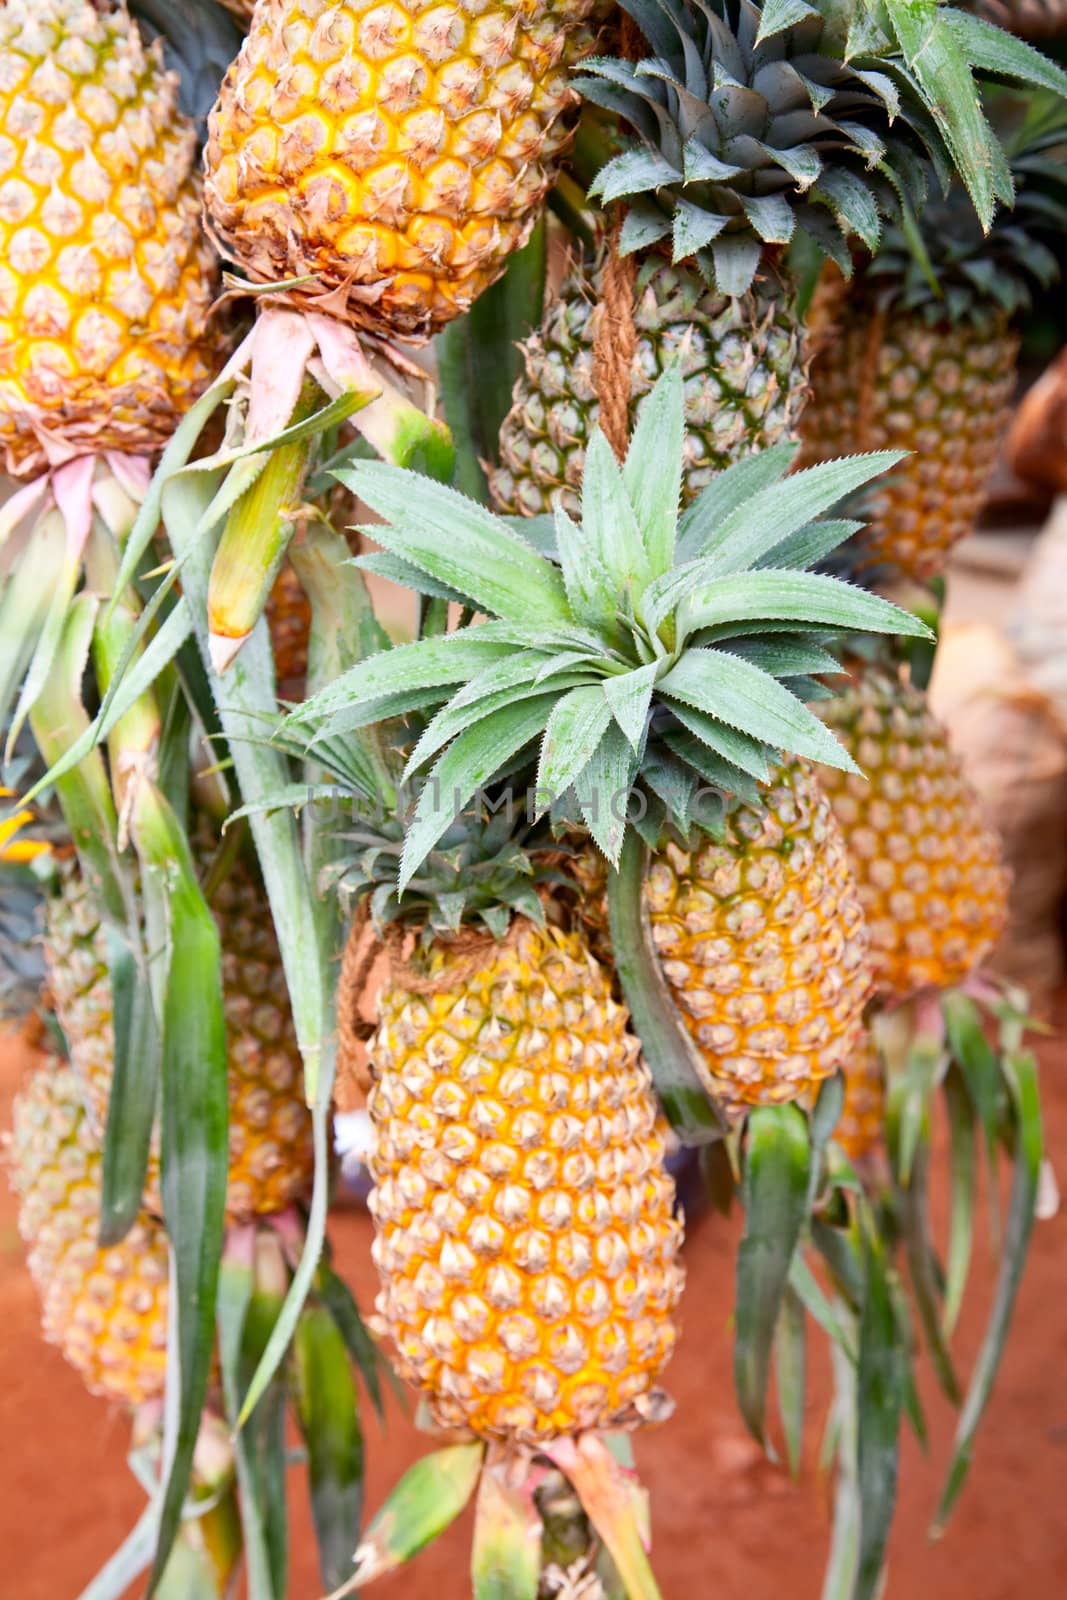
[
  {"left": 819, "top": 671, "right": 1010, "bottom": 998},
  {"left": 204, "top": 0, "right": 597, "bottom": 339},
  {"left": 367, "top": 920, "right": 684, "bottom": 1443},
  {"left": 836, "top": 1031, "right": 885, "bottom": 1163},
  {"left": 266, "top": 560, "right": 311, "bottom": 687},
  {"left": 0, "top": 0, "right": 224, "bottom": 478},
  {"left": 44, "top": 857, "right": 314, "bottom": 1223},
  {"left": 800, "top": 296, "right": 1019, "bottom": 581},
  {"left": 490, "top": 257, "right": 808, "bottom": 518},
  {"left": 10, "top": 1063, "right": 169, "bottom": 1406},
  {"left": 644, "top": 765, "right": 872, "bottom": 1111}
]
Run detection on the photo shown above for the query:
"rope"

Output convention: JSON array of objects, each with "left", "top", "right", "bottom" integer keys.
[
  {"left": 335, "top": 898, "right": 379, "bottom": 1095},
  {"left": 592, "top": 218, "right": 638, "bottom": 464},
  {"left": 379, "top": 916, "right": 525, "bottom": 997}
]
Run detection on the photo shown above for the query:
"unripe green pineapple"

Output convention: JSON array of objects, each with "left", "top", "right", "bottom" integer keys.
[
  {"left": 9, "top": 1062, "right": 169, "bottom": 1406},
  {"left": 490, "top": 253, "right": 807, "bottom": 518},
  {"left": 44, "top": 852, "right": 313, "bottom": 1222}
]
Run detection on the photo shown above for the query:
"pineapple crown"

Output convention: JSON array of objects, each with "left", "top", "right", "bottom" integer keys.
[
  {"left": 327, "top": 790, "right": 562, "bottom": 943},
  {"left": 861, "top": 90, "right": 1067, "bottom": 321},
  {"left": 284, "top": 366, "right": 930, "bottom": 884},
  {"left": 576, "top": 0, "right": 1067, "bottom": 295}
]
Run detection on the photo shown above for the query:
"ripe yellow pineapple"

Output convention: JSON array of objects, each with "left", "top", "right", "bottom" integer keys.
[
  {"left": 571, "top": 764, "right": 873, "bottom": 1113},
  {"left": 44, "top": 852, "right": 314, "bottom": 1222},
  {"left": 818, "top": 669, "right": 1010, "bottom": 999},
  {"left": 836, "top": 1031, "right": 885, "bottom": 1164},
  {"left": 203, "top": 0, "right": 597, "bottom": 338},
  {"left": 799, "top": 109, "right": 1067, "bottom": 581},
  {"left": 0, "top": 0, "right": 224, "bottom": 478},
  {"left": 798, "top": 291, "right": 1018, "bottom": 581},
  {"left": 368, "top": 919, "right": 684, "bottom": 1440},
  {"left": 9, "top": 1061, "right": 169, "bottom": 1405}
]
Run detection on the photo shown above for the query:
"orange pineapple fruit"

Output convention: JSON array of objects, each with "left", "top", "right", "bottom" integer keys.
[
  {"left": 818, "top": 668, "right": 1010, "bottom": 998},
  {"left": 367, "top": 919, "right": 684, "bottom": 1441},
  {"left": 0, "top": 0, "right": 223, "bottom": 477}
]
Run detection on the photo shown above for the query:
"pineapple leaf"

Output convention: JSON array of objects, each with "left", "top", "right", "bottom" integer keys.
[
  {"left": 735, "top": 1104, "right": 812, "bottom": 1447},
  {"left": 335, "top": 463, "right": 571, "bottom": 625},
  {"left": 879, "top": 0, "right": 1000, "bottom": 230},
  {"left": 287, "top": 632, "right": 516, "bottom": 729},
  {"left": 293, "top": 1306, "right": 364, "bottom": 1591},
  {"left": 406, "top": 672, "right": 591, "bottom": 780},
  {"left": 137, "top": 784, "right": 228, "bottom": 1597},
  {"left": 623, "top": 363, "right": 684, "bottom": 570},
  {"left": 590, "top": 146, "right": 684, "bottom": 202},
  {"left": 942, "top": 9, "right": 1067, "bottom": 103},
  {"left": 356, "top": 551, "right": 471, "bottom": 607},
  {"left": 682, "top": 571, "right": 931, "bottom": 640},
  {"left": 554, "top": 507, "right": 624, "bottom": 635},
  {"left": 658, "top": 649, "right": 862, "bottom": 772},
  {"left": 576, "top": 722, "right": 640, "bottom": 866},
  {"left": 537, "top": 687, "right": 616, "bottom": 809},
  {"left": 603, "top": 662, "right": 660, "bottom": 753},
  {"left": 675, "top": 443, "right": 798, "bottom": 562},
  {"left": 775, "top": 1285, "right": 807, "bottom": 1479},
  {"left": 756, "top": 518, "right": 864, "bottom": 570},
  {"left": 662, "top": 727, "right": 761, "bottom": 803},
  {"left": 689, "top": 452, "right": 908, "bottom": 574},
  {"left": 345, "top": 1446, "right": 485, "bottom": 1592},
  {"left": 663, "top": 701, "right": 773, "bottom": 782},
  {"left": 216, "top": 1245, "right": 281, "bottom": 1600},
  {"left": 317, "top": 1264, "right": 387, "bottom": 1422},
  {"left": 941, "top": 1065, "right": 977, "bottom": 1339},
  {"left": 99, "top": 925, "right": 160, "bottom": 1248},
  {"left": 724, "top": 639, "right": 841, "bottom": 677},
  {"left": 580, "top": 429, "right": 653, "bottom": 593},
  {"left": 710, "top": 234, "right": 764, "bottom": 294},
  {"left": 756, "top": 0, "right": 819, "bottom": 41},
  {"left": 855, "top": 1219, "right": 905, "bottom": 1600},
  {"left": 471, "top": 1457, "right": 541, "bottom": 1600},
  {"left": 933, "top": 1048, "right": 1042, "bottom": 1536},
  {"left": 399, "top": 698, "right": 557, "bottom": 889}
]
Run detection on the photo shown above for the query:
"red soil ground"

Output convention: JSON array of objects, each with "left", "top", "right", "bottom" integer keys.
[{"left": 2, "top": 1011, "right": 1065, "bottom": 1600}]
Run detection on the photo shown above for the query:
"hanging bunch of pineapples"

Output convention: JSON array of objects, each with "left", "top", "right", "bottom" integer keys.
[{"left": 2, "top": 0, "right": 1065, "bottom": 1595}]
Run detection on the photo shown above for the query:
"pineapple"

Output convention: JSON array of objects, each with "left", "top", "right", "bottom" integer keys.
[
  {"left": 835, "top": 1030, "right": 885, "bottom": 1164},
  {"left": 799, "top": 99, "right": 1067, "bottom": 581},
  {"left": 266, "top": 560, "right": 312, "bottom": 688},
  {"left": 548, "top": 0, "right": 996, "bottom": 490},
  {"left": 568, "top": 765, "right": 872, "bottom": 1111},
  {"left": 44, "top": 848, "right": 314, "bottom": 1223},
  {"left": 818, "top": 668, "right": 1010, "bottom": 1000},
  {"left": 369, "top": 915, "right": 684, "bottom": 1439},
  {"left": 292, "top": 366, "right": 926, "bottom": 1120},
  {"left": 0, "top": 0, "right": 224, "bottom": 478},
  {"left": 9, "top": 1060, "right": 169, "bottom": 1405},
  {"left": 202, "top": 0, "right": 600, "bottom": 340},
  {"left": 490, "top": 251, "right": 807, "bottom": 518}
]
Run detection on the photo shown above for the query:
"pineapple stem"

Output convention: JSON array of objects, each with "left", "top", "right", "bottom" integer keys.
[
  {"left": 207, "top": 377, "right": 324, "bottom": 672},
  {"left": 606, "top": 832, "right": 724, "bottom": 1145}
]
